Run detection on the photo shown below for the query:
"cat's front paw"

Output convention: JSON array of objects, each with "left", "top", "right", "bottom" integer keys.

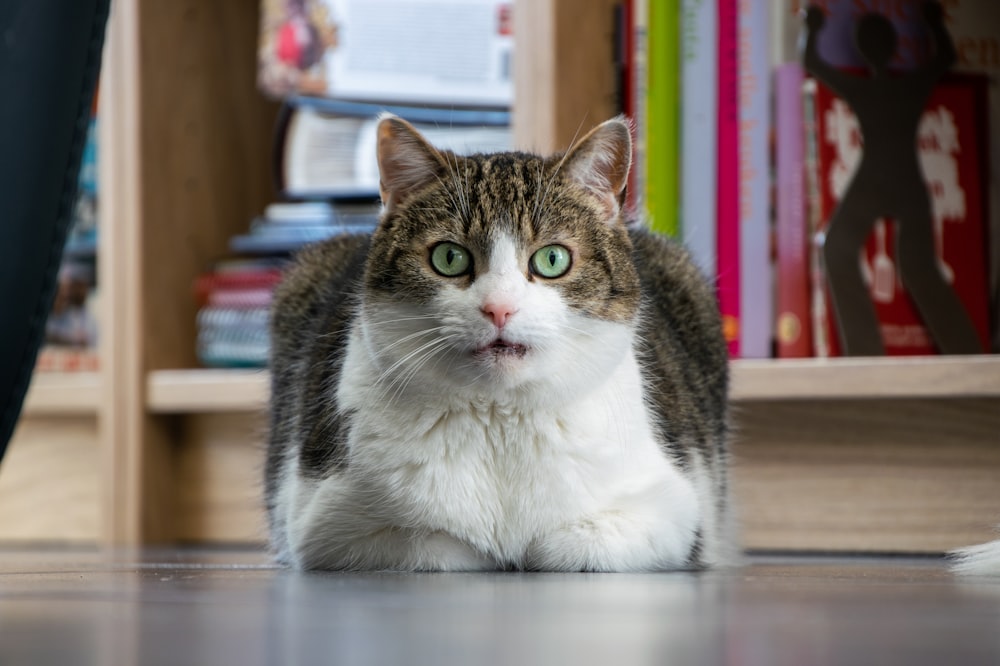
[
  {"left": 405, "top": 531, "right": 499, "bottom": 572},
  {"left": 526, "top": 509, "right": 699, "bottom": 572}
]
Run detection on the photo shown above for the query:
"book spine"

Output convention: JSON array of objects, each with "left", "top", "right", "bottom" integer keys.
[
  {"left": 768, "top": 0, "right": 804, "bottom": 66},
  {"left": 632, "top": 0, "right": 649, "bottom": 218},
  {"left": 645, "top": 0, "right": 681, "bottom": 237},
  {"left": 803, "top": 78, "right": 837, "bottom": 357},
  {"left": 680, "top": 0, "right": 719, "bottom": 277},
  {"left": 737, "top": 0, "right": 773, "bottom": 358},
  {"left": 944, "top": 0, "right": 1000, "bottom": 352},
  {"left": 716, "top": 0, "right": 741, "bottom": 356},
  {"left": 775, "top": 63, "right": 812, "bottom": 357}
]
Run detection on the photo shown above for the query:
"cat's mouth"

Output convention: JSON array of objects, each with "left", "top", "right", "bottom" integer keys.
[{"left": 475, "top": 338, "right": 529, "bottom": 360}]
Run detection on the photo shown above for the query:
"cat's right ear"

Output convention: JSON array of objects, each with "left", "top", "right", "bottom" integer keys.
[
  {"left": 376, "top": 114, "right": 446, "bottom": 212},
  {"left": 558, "top": 116, "right": 633, "bottom": 221}
]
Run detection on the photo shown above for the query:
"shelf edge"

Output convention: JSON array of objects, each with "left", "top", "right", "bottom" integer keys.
[
  {"left": 730, "top": 355, "right": 1000, "bottom": 401},
  {"left": 146, "top": 356, "right": 1000, "bottom": 414},
  {"left": 146, "top": 369, "right": 269, "bottom": 414},
  {"left": 22, "top": 372, "right": 102, "bottom": 416}
]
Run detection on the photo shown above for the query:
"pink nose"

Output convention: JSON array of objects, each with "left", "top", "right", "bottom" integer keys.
[{"left": 481, "top": 301, "right": 517, "bottom": 328}]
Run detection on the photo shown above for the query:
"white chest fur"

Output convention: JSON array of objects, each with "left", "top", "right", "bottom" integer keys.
[{"left": 331, "top": 337, "right": 696, "bottom": 566}]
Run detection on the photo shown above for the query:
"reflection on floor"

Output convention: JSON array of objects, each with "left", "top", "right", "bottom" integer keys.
[{"left": 0, "top": 549, "right": 998, "bottom": 666}]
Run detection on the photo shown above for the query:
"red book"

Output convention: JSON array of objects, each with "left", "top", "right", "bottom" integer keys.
[
  {"left": 194, "top": 268, "right": 284, "bottom": 308},
  {"left": 806, "top": 74, "right": 991, "bottom": 356},
  {"left": 715, "top": 0, "right": 740, "bottom": 356}
]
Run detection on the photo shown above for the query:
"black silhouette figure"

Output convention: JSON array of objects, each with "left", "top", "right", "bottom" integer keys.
[{"left": 804, "top": 2, "right": 981, "bottom": 355}]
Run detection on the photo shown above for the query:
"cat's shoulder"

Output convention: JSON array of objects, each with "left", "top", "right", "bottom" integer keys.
[
  {"left": 277, "top": 234, "right": 370, "bottom": 298},
  {"left": 272, "top": 234, "right": 371, "bottom": 333}
]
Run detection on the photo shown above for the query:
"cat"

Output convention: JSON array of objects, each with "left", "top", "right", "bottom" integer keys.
[{"left": 264, "top": 114, "right": 733, "bottom": 571}]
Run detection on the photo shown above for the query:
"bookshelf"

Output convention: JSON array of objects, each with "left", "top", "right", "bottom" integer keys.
[{"left": 0, "top": 0, "right": 997, "bottom": 555}]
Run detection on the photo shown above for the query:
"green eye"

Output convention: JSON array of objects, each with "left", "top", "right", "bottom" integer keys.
[
  {"left": 530, "top": 245, "right": 572, "bottom": 278},
  {"left": 430, "top": 242, "right": 472, "bottom": 277}
]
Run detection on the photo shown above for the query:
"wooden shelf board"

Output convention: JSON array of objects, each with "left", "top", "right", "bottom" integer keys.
[
  {"left": 146, "top": 356, "right": 1000, "bottom": 413},
  {"left": 22, "top": 372, "right": 102, "bottom": 416},
  {"left": 730, "top": 355, "right": 1000, "bottom": 401},
  {"left": 146, "top": 369, "right": 269, "bottom": 413}
]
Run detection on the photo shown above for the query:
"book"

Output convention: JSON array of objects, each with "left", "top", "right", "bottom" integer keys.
[
  {"left": 716, "top": 0, "right": 741, "bottom": 356},
  {"left": 774, "top": 63, "right": 811, "bottom": 358},
  {"left": 274, "top": 103, "right": 512, "bottom": 199},
  {"left": 786, "top": 0, "right": 998, "bottom": 350},
  {"left": 229, "top": 201, "right": 379, "bottom": 255},
  {"left": 737, "top": 0, "right": 773, "bottom": 358},
  {"left": 944, "top": 0, "right": 1000, "bottom": 350},
  {"left": 631, "top": 0, "right": 650, "bottom": 219},
  {"left": 680, "top": 0, "right": 718, "bottom": 276},
  {"left": 197, "top": 307, "right": 272, "bottom": 368},
  {"left": 645, "top": 0, "right": 681, "bottom": 237},
  {"left": 806, "top": 74, "right": 992, "bottom": 356},
  {"left": 258, "top": 0, "right": 513, "bottom": 108},
  {"left": 768, "top": 0, "right": 805, "bottom": 66}
]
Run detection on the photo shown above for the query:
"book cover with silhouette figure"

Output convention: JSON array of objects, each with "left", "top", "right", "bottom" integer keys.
[{"left": 806, "top": 74, "right": 991, "bottom": 356}]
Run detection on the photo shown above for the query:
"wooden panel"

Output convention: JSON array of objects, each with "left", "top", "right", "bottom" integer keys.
[
  {"left": 137, "top": 0, "right": 278, "bottom": 371},
  {"left": 731, "top": 398, "right": 1000, "bottom": 553},
  {"left": 21, "top": 373, "right": 101, "bottom": 416},
  {"left": 100, "top": 0, "right": 177, "bottom": 545},
  {"left": 513, "top": 0, "right": 621, "bottom": 153},
  {"left": 0, "top": 416, "right": 100, "bottom": 543},
  {"left": 175, "top": 413, "right": 268, "bottom": 544},
  {"left": 100, "top": 0, "right": 278, "bottom": 545}
]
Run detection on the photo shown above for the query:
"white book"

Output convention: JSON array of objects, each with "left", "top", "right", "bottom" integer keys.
[
  {"left": 738, "top": 0, "right": 773, "bottom": 358},
  {"left": 680, "top": 0, "right": 718, "bottom": 277},
  {"left": 259, "top": 0, "right": 513, "bottom": 108}
]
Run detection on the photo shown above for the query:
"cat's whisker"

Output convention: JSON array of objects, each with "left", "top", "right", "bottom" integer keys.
[
  {"left": 379, "top": 338, "right": 455, "bottom": 405},
  {"left": 367, "top": 312, "right": 440, "bottom": 326},
  {"left": 372, "top": 336, "right": 450, "bottom": 392},
  {"left": 373, "top": 327, "right": 449, "bottom": 357}
]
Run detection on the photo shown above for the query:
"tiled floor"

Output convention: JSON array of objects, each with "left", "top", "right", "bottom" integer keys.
[{"left": 0, "top": 549, "right": 998, "bottom": 665}]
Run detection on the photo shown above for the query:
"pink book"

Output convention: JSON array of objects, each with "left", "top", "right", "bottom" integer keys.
[
  {"left": 716, "top": 0, "right": 740, "bottom": 356},
  {"left": 774, "top": 63, "right": 812, "bottom": 357}
]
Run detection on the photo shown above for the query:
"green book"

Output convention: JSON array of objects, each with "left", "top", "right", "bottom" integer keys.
[{"left": 645, "top": 0, "right": 681, "bottom": 237}]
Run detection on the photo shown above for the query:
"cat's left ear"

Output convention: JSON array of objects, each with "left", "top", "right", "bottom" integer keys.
[
  {"left": 376, "top": 114, "right": 447, "bottom": 212},
  {"left": 559, "top": 116, "right": 632, "bottom": 221}
]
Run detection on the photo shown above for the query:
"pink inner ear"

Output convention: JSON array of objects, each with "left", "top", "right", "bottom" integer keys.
[
  {"left": 562, "top": 119, "right": 632, "bottom": 220},
  {"left": 376, "top": 115, "right": 443, "bottom": 211}
]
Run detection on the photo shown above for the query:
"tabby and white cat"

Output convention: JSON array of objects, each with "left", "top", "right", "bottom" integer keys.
[{"left": 264, "top": 115, "right": 733, "bottom": 571}]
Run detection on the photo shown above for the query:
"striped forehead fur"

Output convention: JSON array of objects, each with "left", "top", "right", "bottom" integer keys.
[{"left": 367, "top": 125, "right": 640, "bottom": 322}]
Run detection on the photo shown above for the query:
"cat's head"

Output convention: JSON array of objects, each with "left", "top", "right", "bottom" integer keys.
[{"left": 360, "top": 115, "right": 640, "bottom": 405}]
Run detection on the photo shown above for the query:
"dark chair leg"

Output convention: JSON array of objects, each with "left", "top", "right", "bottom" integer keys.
[{"left": 0, "top": 0, "right": 111, "bottom": 456}]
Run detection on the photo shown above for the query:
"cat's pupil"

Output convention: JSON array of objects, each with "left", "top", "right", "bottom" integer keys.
[{"left": 544, "top": 250, "right": 557, "bottom": 267}]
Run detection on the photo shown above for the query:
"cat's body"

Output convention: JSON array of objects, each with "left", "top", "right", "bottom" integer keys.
[{"left": 265, "top": 116, "right": 732, "bottom": 571}]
